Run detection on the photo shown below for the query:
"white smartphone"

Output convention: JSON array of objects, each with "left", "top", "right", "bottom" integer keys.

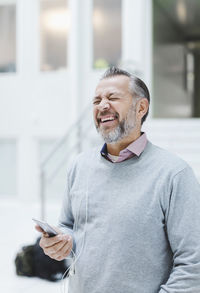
[{"left": 32, "top": 218, "right": 58, "bottom": 237}]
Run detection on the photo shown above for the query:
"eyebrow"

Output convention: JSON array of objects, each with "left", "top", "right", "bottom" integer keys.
[
  {"left": 93, "top": 92, "right": 118, "bottom": 101},
  {"left": 93, "top": 95, "right": 100, "bottom": 101}
]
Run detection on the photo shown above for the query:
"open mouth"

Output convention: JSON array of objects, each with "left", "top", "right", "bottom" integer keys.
[
  {"left": 101, "top": 117, "right": 116, "bottom": 123},
  {"left": 98, "top": 115, "right": 118, "bottom": 126}
]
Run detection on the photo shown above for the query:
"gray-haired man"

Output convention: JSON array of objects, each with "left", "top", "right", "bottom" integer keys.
[{"left": 37, "top": 67, "right": 200, "bottom": 293}]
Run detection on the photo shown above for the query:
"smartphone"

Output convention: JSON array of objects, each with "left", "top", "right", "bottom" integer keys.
[{"left": 32, "top": 218, "right": 58, "bottom": 237}]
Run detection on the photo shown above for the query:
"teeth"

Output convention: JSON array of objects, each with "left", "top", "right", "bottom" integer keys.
[{"left": 101, "top": 117, "right": 115, "bottom": 122}]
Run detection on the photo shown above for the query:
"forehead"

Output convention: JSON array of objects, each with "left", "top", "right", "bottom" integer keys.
[{"left": 95, "top": 75, "right": 130, "bottom": 96}]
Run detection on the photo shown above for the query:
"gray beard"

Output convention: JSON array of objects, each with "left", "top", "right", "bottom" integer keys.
[{"left": 96, "top": 105, "right": 136, "bottom": 144}]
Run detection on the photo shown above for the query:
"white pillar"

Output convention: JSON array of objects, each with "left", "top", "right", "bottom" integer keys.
[
  {"left": 16, "top": 0, "right": 39, "bottom": 75},
  {"left": 122, "top": 0, "right": 146, "bottom": 75},
  {"left": 122, "top": 0, "right": 153, "bottom": 118},
  {"left": 16, "top": 0, "right": 40, "bottom": 201},
  {"left": 68, "top": 0, "right": 93, "bottom": 151},
  {"left": 68, "top": 0, "right": 92, "bottom": 110}
]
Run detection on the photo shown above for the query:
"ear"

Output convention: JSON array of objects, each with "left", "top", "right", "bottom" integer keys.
[{"left": 137, "top": 98, "right": 149, "bottom": 121}]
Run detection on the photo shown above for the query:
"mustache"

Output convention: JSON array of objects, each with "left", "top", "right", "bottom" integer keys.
[{"left": 97, "top": 111, "right": 119, "bottom": 120}]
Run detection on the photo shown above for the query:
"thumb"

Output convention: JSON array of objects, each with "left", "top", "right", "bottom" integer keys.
[{"left": 35, "top": 224, "right": 44, "bottom": 233}]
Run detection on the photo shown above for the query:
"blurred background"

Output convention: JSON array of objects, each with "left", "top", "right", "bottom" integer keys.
[{"left": 0, "top": 0, "right": 200, "bottom": 292}]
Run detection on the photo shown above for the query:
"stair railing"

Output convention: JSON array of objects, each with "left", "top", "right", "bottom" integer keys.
[{"left": 39, "top": 104, "right": 92, "bottom": 220}]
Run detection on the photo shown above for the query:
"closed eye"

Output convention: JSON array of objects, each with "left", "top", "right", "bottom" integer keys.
[
  {"left": 109, "top": 97, "right": 119, "bottom": 101},
  {"left": 93, "top": 99, "right": 101, "bottom": 105},
  {"left": 93, "top": 94, "right": 120, "bottom": 105}
]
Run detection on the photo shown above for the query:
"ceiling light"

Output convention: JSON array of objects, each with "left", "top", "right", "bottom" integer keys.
[
  {"left": 42, "top": 9, "right": 70, "bottom": 34},
  {"left": 176, "top": 0, "right": 187, "bottom": 24}
]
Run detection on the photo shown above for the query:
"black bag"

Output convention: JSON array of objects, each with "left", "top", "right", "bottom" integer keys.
[{"left": 15, "top": 237, "right": 69, "bottom": 281}]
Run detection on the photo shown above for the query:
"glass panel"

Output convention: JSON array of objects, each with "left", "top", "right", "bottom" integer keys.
[
  {"left": 153, "top": 0, "right": 200, "bottom": 118},
  {"left": 93, "top": 0, "right": 122, "bottom": 69},
  {"left": 40, "top": 0, "right": 69, "bottom": 71},
  {"left": 0, "top": 141, "right": 17, "bottom": 196},
  {"left": 0, "top": 4, "right": 16, "bottom": 73}
]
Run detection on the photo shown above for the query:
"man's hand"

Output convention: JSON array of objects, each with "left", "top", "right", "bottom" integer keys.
[{"left": 35, "top": 225, "right": 73, "bottom": 261}]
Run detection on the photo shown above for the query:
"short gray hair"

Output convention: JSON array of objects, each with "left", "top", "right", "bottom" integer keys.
[{"left": 101, "top": 66, "right": 150, "bottom": 124}]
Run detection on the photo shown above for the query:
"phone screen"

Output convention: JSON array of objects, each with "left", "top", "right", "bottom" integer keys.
[{"left": 33, "top": 218, "right": 58, "bottom": 237}]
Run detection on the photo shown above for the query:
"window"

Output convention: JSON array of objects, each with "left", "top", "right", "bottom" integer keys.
[
  {"left": 93, "top": 0, "right": 122, "bottom": 69},
  {"left": 0, "top": 4, "right": 16, "bottom": 73},
  {"left": 40, "top": 0, "right": 69, "bottom": 71},
  {"left": 0, "top": 141, "right": 17, "bottom": 196}
]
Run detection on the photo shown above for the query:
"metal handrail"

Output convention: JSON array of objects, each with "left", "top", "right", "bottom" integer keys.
[
  {"left": 40, "top": 103, "right": 91, "bottom": 220},
  {"left": 45, "top": 121, "right": 93, "bottom": 183}
]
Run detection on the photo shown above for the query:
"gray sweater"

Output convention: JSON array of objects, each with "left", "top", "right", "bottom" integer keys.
[{"left": 59, "top": 141, "right": 200, "bottom": 293}]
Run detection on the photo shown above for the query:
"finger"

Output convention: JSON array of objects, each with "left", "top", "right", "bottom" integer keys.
[
  {"left": 40, "top": 233, "right": 71, "bottom": 249},
  {"left": 40, "top": 234, "right": 63, "bottom": 249},
  {"left": 51, "top": 239, "right": 73, "bottom": 258},
  {"left": 49, "top": 237, "right": 72, "bottom": 258},
  {"left": 47, "top": 238, "right": 69, "bottom": 255},
  {"left": 51, "top": 244, "right": 72, "bottom": 260},
  {"left": 56, "top": 255, "right": 65, "bottom": 261},
  {"left": 43, "top": 232, "right": 49, "bottom": 238},
  {"left": 63, "top": 243, "right": 73, "bottom": 256},
  {"left": 35, "top": 225, "right": 44, "bottom": 233},
  {"left": 55, "top": 246, "right": 72, "bottom": 261}
]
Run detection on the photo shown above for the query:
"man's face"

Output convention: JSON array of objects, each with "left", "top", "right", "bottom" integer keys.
[{"left": 93, "top": 75, "right": 138, "bottom": 143}]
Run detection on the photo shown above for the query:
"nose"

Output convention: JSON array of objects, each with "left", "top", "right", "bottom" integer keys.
[{"left": 98, "top": 99, "right": 110, "bottom": 111}]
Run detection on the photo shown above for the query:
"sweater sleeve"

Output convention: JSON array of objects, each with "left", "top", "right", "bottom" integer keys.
[{"left": 159, "top": 166, "right": 200, "bottom": 292}]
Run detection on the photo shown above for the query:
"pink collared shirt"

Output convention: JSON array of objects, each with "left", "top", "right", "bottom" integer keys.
[{"left": 101, "top": 132, "right": 147, "bottom": 163}]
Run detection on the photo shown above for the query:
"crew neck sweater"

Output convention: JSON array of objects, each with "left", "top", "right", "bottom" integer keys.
[{"left": 59, "top": 141, "right": 200, "bottom": 293}]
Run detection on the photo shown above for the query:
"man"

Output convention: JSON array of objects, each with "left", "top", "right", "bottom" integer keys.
[{"left": 37, "top": 67, "right": 200, "bottom": 292}]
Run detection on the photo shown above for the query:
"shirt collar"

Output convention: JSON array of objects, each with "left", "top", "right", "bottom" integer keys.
[
  {"left": 100, "top": 132, "right": 147, "bottom": 158},
  {"left": 126, "top": 132, "right": 147, "bottom": 156}
]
